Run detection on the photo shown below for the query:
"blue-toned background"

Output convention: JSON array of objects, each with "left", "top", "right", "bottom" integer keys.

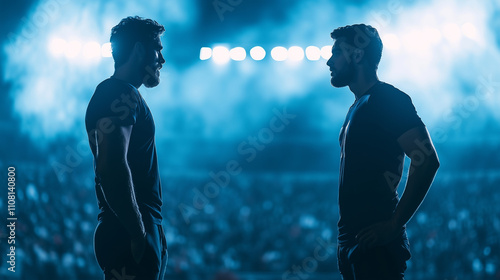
[{"left": 1, "top": 0, "right": 499, "bottom": 279}]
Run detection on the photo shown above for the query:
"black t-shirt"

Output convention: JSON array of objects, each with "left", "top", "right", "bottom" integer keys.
[
  {"left": 338, "top": 81, "right": 424, "bottom": 245},
  {"left": 85, "top": 77, "right": 162, "bottom": 225}
]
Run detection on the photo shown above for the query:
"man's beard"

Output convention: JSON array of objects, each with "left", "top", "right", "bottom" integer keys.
[
  {"left": 331, "top": 62, "right": 354, "bottom": 88},
  {"left": 142, "top": 64, "right": 161, "bottom": 88}
]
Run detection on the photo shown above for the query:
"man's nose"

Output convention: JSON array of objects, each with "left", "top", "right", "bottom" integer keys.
[{"left": 326, "top": 56, "right": 332, "bottom": 67}]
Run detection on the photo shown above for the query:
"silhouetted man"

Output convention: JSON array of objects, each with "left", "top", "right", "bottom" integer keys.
[
  {"left": 327, "top": 24, "right": 440, "bottom": 280},
  {"left": 85, "top": 16, "right": 167, "bottom": 280}
]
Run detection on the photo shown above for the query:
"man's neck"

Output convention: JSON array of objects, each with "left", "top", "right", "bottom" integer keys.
[
  {"left": 348, "top": 70, "right": 379, "bottom": 100},
  {"left": 112, "top": 66, "right": 142, "bottom": 89}
]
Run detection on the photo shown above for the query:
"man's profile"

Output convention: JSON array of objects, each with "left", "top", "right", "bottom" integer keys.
[
  {"left": 326, "top": 24, "right": 440, "bottom": 279},
  {"left": 85, "top": 16, "right": 167, "bottom": 280}
]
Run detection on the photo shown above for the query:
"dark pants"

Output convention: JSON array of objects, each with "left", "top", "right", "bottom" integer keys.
[
  {"left": 94, "top": 217, "right": 168, "bottom": 280},
  {"left": 337, "top": 243, "right": 408, "bottom": 280}
]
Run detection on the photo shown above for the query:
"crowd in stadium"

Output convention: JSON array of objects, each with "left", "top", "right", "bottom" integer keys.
[{"left": 1, "top": 162, "right": 499, "bottom": 280}]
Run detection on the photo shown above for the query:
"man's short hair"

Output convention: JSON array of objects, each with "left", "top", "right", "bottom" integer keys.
[
  {"left": 110, "top": 16, "right": 165, "bottom": 68},
  {"left": 331, "top": 24, "right": 383, "bottom": 70}
]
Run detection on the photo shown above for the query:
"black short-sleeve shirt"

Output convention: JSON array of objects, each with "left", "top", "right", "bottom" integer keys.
[
  {"left": 85, "top": 78, "right": 162, "bottom": 225},
  {"left": 338, "top": 81, "right": 424, "bottom": 245}
]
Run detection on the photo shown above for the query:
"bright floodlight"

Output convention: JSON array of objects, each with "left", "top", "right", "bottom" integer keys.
[
  {"left": 288, "top": 46, "right": 304, "bottom": 61},
  {"left": 64, "top": 40, "right": 82, "bottom": 58},
  {"left": 305, "top": 46, "right": 321, "bottom": 60},
  {"left": 48, "top": 38, "right": 67, "bottom": 56},
  {"left": 426, "top": 27, "right": 442, "bottom": 44},
  {"left": 229, "top": 47, "right": 246, "bottom": 61},
  {"left": 101, "top": 43, "right": 112, "bottom": 57},
  {"left": 320, "top": 45, "right": 331, "bottom": 59},
  {"left": 462, "top": 22, "right": 478, "bottom": 40},
  {"left": 212, "top": 46, "right": 230, "bottom": 64},
  {"left": 200, "top": 47, "right": 212, "bottom": 60},
  {"left": 271, "top": 46, "right": 287, "bottom": 61},
  {"left": 383, "top": 34, "right": 401, "bottom": 50},
  {"left": 443, "top": 23, "right": 462, "bottom": 43},
  {"left": 82, "top": 41, "right": 102, "bottom": 59},
  {"left": 250, "top": 46, "right": 266, "bottom": 60}
]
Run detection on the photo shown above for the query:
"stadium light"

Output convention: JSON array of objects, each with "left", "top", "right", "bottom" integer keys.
[
  {"left": 48, "top": 38, "right": 67, "bottom": 56},
  {"left": 250, "top": 46, "right": 266, "bottom": 60},
  {"left": 82, "top": 41, "right": 102, "bottom": 59},
  {"left": 200, "top": 47, "right": 212, "bottom": 60},
  {"left": 305, "top": 46, "right": 321, "bottom": 60},
  {"left": 426, "top": 27, "right": 442, "bottom": 44},
  {"left": 383, "top": 34, "right": 401, "bottom": 50},
  {"left": 462, "top": 22, "right": 478, "bottom": 40},
  {"left": 271, "top": 46, "right": 287, "bottom": 61},
  {"left": 320, "top": 45, "right": 331, "bottom": 60},
  {"left": 229, "top": 47, "right": 246, "bottom": 61},
  {"left": 212, "top": 46, "right": 230, "bottom": 64},
  {"left": 442, "top": 23, "right": 462, "bottom": 43},
  {"left": 101, "top": 43, "right": 112, "bottom": 57},
  {"left": 64, "top": 40, "right": 82, "bottom": 58},
  {"left": 287, "top": 46, "right": 304, "bottom": 61}
]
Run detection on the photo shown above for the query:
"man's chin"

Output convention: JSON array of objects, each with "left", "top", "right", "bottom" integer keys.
[
  {"left": 331, "top": 78, "right": 348, "bottom": 88},
  {"left": 143, "top": 75, "right": 160, "bottom": 88},
  {"left": 144, "top": 80, "right": 160, "bottom": 88}
]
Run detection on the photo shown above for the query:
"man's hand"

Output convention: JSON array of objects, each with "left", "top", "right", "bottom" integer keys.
[
  {"left": 131, "top": 232, "right": 147, "bottom": 264},
  {"left": 356, "top": 220, "right": 400, "bottom": 249}
]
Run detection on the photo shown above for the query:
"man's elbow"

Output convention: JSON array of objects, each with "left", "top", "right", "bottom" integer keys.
[
  {"left": 411, "top": 152, "right": 440, "bottom": 172},
  {"left": 426, "top": 153, "right": 440, "bottom": 172}
]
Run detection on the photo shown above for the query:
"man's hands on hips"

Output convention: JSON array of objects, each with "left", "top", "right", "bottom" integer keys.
[
  {"left": 356, "top": 219, "right": 401, "bottom": 249},
  {"left": 131, "top": 232, "right": 147, "bottom": 263}
]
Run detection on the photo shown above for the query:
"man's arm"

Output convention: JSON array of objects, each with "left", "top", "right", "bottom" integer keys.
[
  {"left": 356, "top": 126, "right": 440, "bottom": 248},
  {"left": 391, "top": 126, "right": 440, "bottom": 228},
  {"left": 95, "top": 117, "right": 146, "bottom": 261}
]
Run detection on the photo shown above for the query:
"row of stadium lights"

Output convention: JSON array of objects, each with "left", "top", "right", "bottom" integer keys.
[
  {"left": 47, "top": 22, "right": 477, "bottom": 61},
  {"left": 199, "top": 46, "right": 332, "bottom": 63},
  {"left": 47, "top": 38, "right": 332, "bottom": 62},
  {"left": 48, "top": 38, "right": 113, "bottom": 59}
]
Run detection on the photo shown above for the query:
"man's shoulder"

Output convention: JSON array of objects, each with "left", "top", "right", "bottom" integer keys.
[
  {"left": 90, "top": 78, "right": 142, "bottom": 110},
  {"left": 94, "top": 78, "right": 137, "bottom": 97},
  {"left": 374, "top": 82, "right": 408, "bottom": 97},
  {"left": 369, "top": 82, "right": 413, "bottom": 106}
]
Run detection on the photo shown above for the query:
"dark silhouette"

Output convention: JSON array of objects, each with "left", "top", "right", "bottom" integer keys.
[
  {"left": 327, "top": 24, "right": 440, "bottom": 280},
  {"left": 85, "top": 16, "right": 167, "bottom": 280}
]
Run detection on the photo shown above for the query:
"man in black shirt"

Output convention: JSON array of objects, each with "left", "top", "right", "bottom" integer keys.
[
  {"left": 85, "top": 16, "right": 167, "bottom": 280},
  {"left": 326, "top": 24, "right": 440, "bottom": 279}
]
